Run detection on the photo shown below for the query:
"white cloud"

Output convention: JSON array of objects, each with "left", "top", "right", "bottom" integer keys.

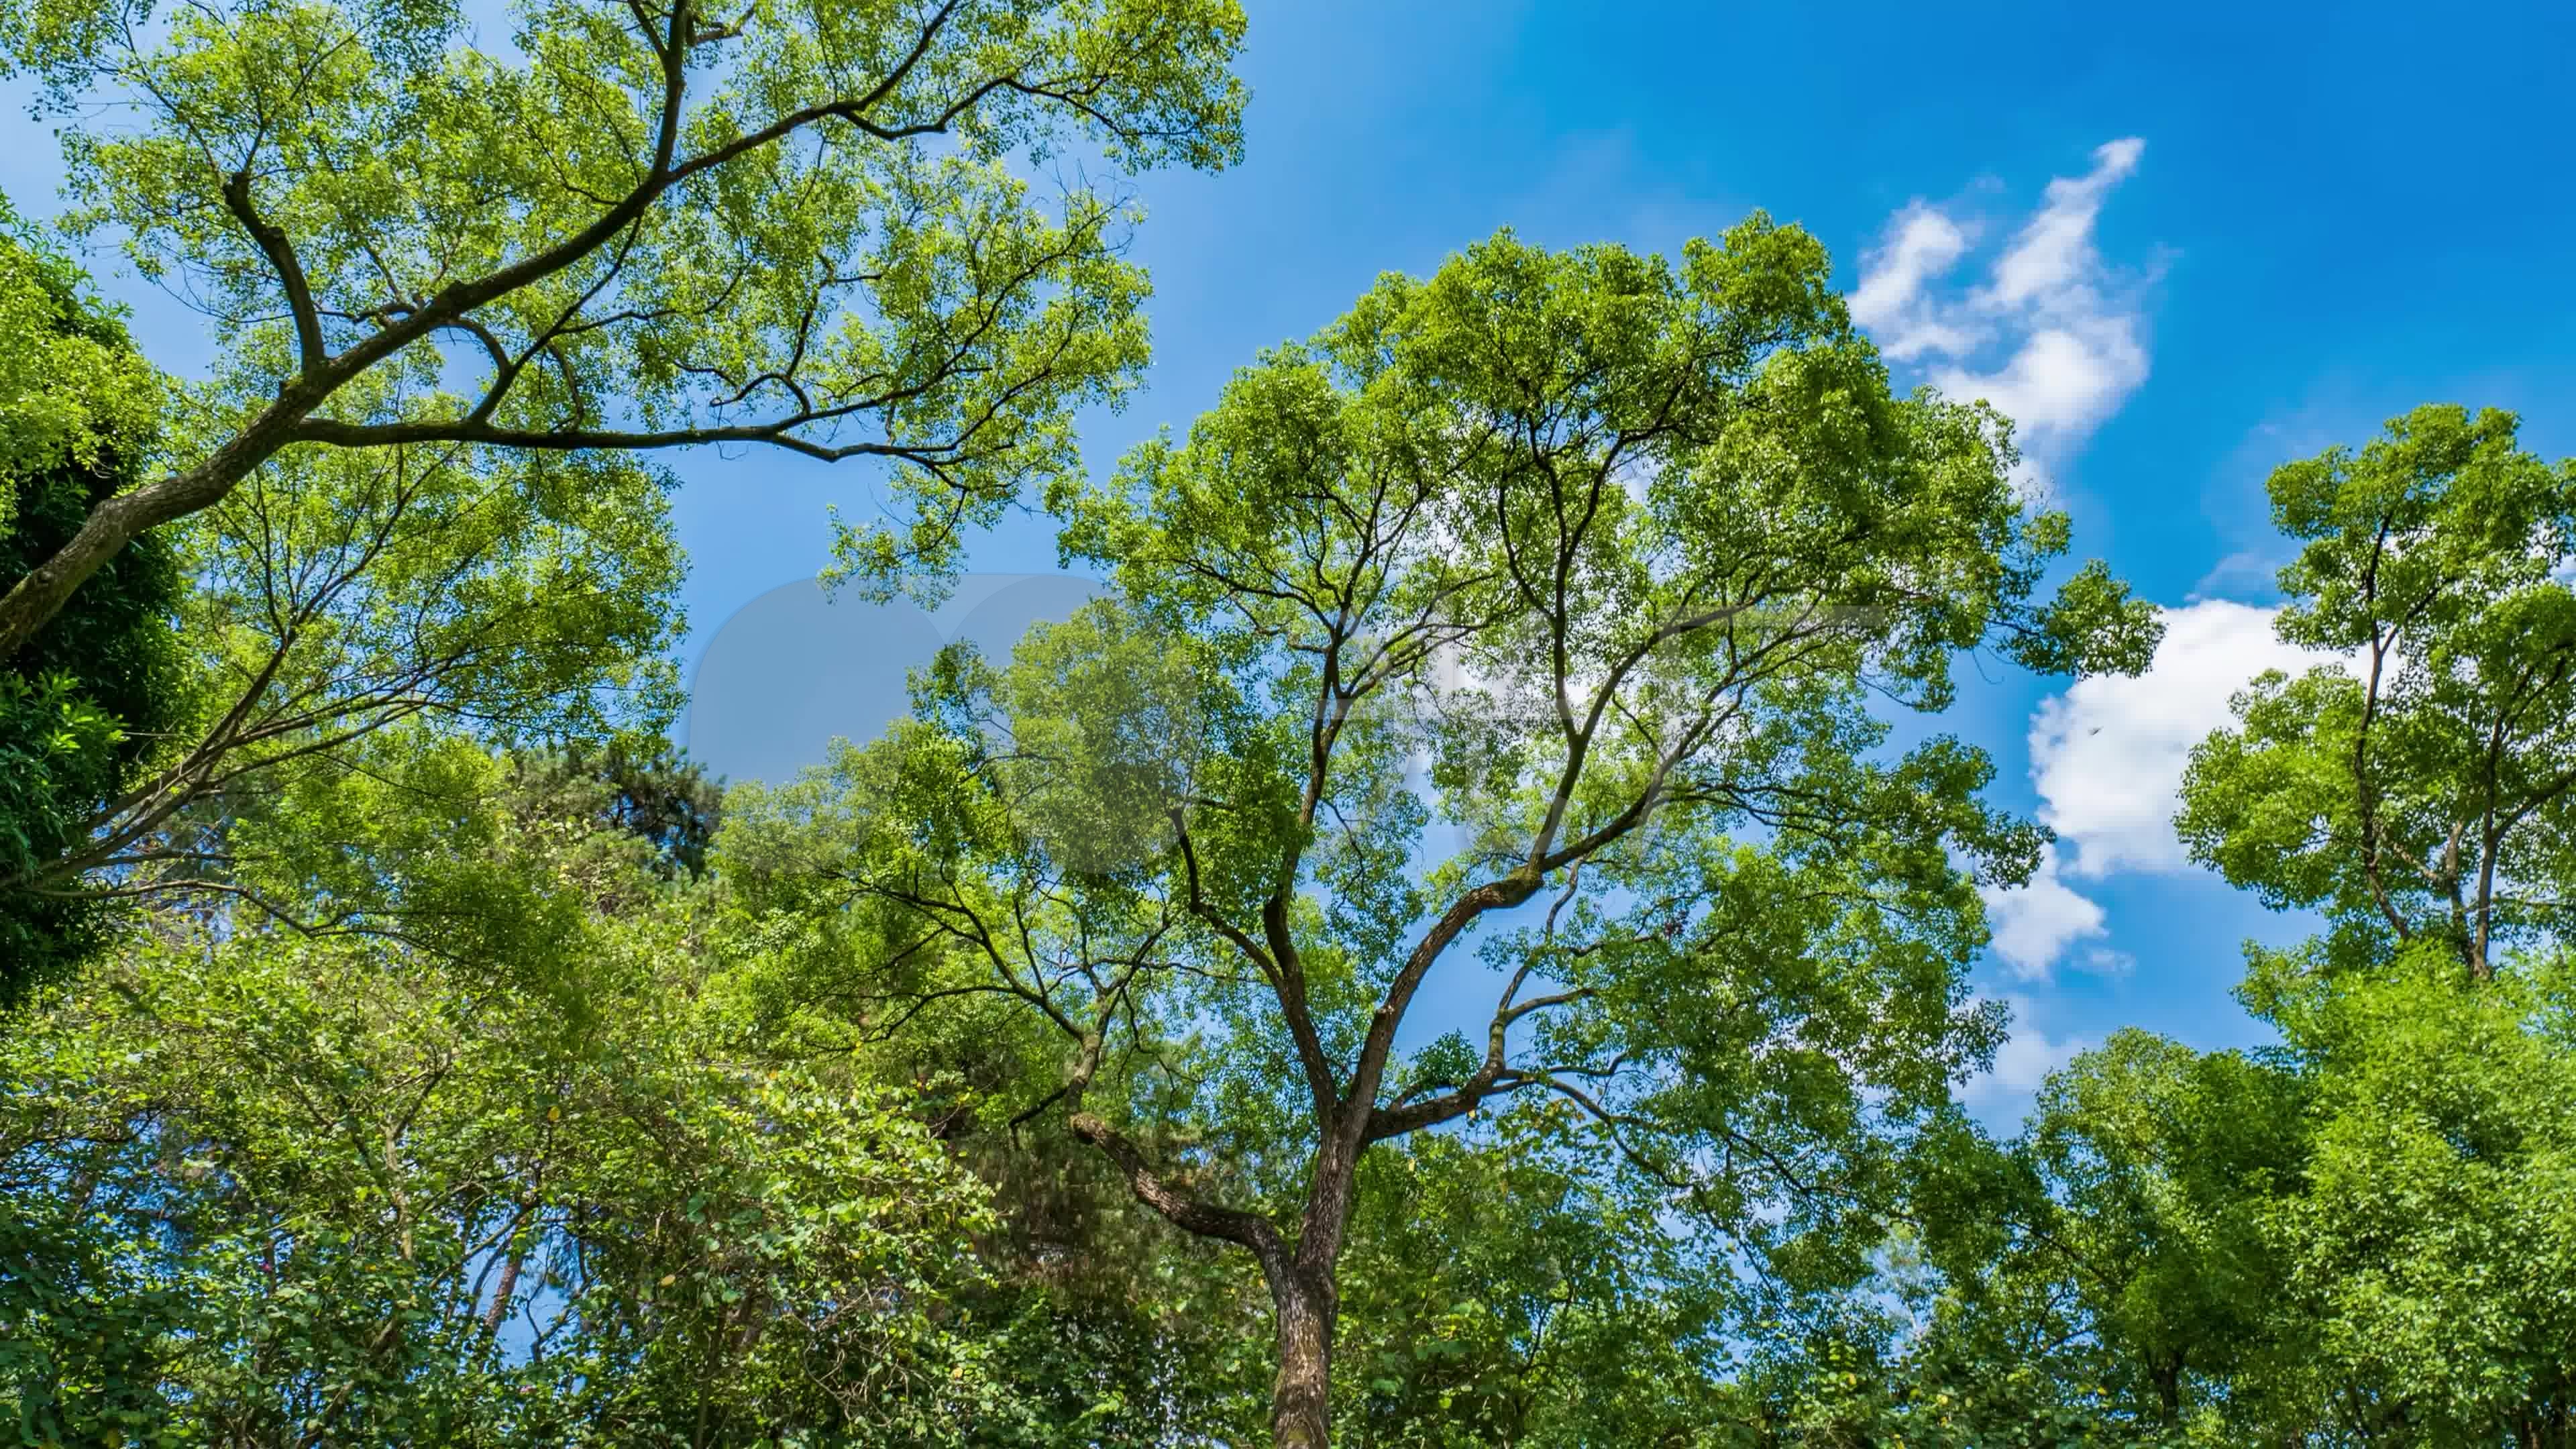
[
  {"left": 2027, "top": 598, "right": 2332, "bottom": 877},
  {"left": 1984, "top": 138, "right": 2143, "bottom": 309},
  {"left": 1936, "top": 323, "right": 2147, "bottom": 447},
  {"left": 1981, "top": 843, "right": 2106, "bottom": 979},
  {"left": 2079, "top": 947, "right": 2137, "bottom": 978},
  {"left": 1847, "top": 203, "right": 1980, "bottom": 360},
  {"left": 1963, "top": 994, "right": 2090, "bottom": 1110},
  {"left": 1980, "top": 599, "right": 2355, "bottom": 983},
  {"left": 1848, "top": 139, "right": 2155, "bottom": 469}
]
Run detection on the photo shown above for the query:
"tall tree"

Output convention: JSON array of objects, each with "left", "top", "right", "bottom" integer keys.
[
  {"left": 2180, "top": 403, "right": 2576, "bottom": 981},
  {"left": 0, "top": 0, "right": 1247, "bottom": 659},
  {"left": 2167, "top": 404, "right": 2576, "bottom": 1444},
  {"left": 722, "top": 221, "right": 2158, "bottom": 1446},
  {"left": 1884, "top": 406, "right": 2576, "bottom": 1449}
]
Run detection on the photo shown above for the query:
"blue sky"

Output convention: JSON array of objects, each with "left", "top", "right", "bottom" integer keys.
[
  {"left": 684, "top": 0, "right": 2576, "bottom": 1120},
  {"left": 8, "top": 0, "right": 2573, "bottom": 1122}
]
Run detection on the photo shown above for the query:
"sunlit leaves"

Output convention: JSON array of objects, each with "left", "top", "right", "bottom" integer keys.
[
  {"left": 0, "top": 0, "right": 1246, "bottom": 663},
  {"left": 2180, "top": 405, "right": 2576, "bottom": 979}
]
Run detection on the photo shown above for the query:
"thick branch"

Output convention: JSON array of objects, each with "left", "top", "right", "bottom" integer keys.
[
  {"left": 0, "top": 0, "right": 1045, "bottom": 659},
  {"left": 1172, "top": 810, "right": 1339, "bottom": 1119},
  {"left": 222, "top": 169, "right": 326, "bottom": 370},
  {"left": 1368, "top": 875, "right": 1604, "bottom": 1142},
  {"left": 1338, "top": 866, "right": 1544, "bottom": 1148},
  {"left": 290, "top": 415, "right": 963, "bottom": 466},
  {"left": 1067, "top": 1110, "right": 1285, "bottom": 1264}
]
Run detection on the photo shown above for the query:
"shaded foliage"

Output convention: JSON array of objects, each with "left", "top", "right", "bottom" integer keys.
[
  {"left": 1, "top": 739, "right": 1021, "bottom": 1446},
  {"left": 0, "top": 202, "right": 181, "bottom": 997}
]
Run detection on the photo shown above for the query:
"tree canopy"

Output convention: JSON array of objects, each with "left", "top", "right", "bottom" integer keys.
[
  {"left": 2, "top": 735, "right": 1028, "bottom": 1444},
  {"left": 2180, "top": 404, "right": 2576, "bottom": 982},
  {"left": 1878, "top": 406, "right": 2576, "bottom": 1448},
  {"left": 0, "top": 0, "right": 1247, "bottom": 657},
  {"left": 1, "top": 3, "right": 2571, "bottom": 1430},
  {"left": 0, "top": 199, "right": 182, "bottom": 996},
  {"left": 716, "top": 219, "right": 2157, "bottom": 1444}
]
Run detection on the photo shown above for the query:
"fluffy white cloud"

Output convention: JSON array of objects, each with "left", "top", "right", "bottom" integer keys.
[
  {"left": 1981, "top": 843, "right": 2106, "bottom": 980},
  {"left": 1847, "top": 203, "right": 1978, "bottom": 360},
  {"left": 2028, "top": 598, "right": 2329, "bottom": 878},
  {"left": 1980, "top": 599, "right": 2349, "bottom": 981},
  {"left": 1937, "top": 323, "right": 2147, "bottom": 449},
  {"left": 1985, "top": 138, "right": 2143, "bottom": 309},
  {"left": 1848, "top": 139, "right": 2153, "bottom": 467}
]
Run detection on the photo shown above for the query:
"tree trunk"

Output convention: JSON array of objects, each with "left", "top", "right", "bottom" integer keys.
[{"left": 1268, "top": 1263, "right": 1336, "bottom": 1449}]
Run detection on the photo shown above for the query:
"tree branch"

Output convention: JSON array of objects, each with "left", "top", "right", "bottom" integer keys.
[
  {"left": 221, "top": 168, "right": 326, "bottom": 370},
  {"left": 1067, "top": 1108, "right": 1285, "bottom": 1263}
]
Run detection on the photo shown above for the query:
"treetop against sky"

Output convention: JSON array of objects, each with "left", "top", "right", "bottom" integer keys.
[
  {"left": 3, "top": 0, "right": 2571, "bottom": 1121},
  {"left": 5, "top": 3, "right": 2575, "bottom": 1443}
]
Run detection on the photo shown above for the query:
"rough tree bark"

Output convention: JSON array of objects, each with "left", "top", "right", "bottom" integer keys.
[{"left": 1265, "top": 1257, "right": 1337, "bottom": 1449}]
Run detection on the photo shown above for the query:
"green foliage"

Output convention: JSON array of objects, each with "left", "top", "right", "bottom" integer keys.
[
  {"left": 0, "top": 0, "right": 1248, "bottom": 661},
  {"left": 1899, "top": 1034, "right": 2312, "bottom": 1443},
  {"left": 1330, "top": 1111, "right": 1736, "bottom": 1448},
  {"left": 0, "top": 192, "right": 160, "bottom": 533},
  {"left": 2180, "top": 404, "right": 2576, "bottom": 980},
  {"left": 0, "top": 199, "right": 182, "bottom": 997},
  {"left": 5, "top": 371, "right": 692, "bottom": 967},
  {"left": 2169, "top": 403, "right": 2576, "bottom": 1438},
  {"left": 508, "top": 738, "right": 727, "bottom": 881},
  {"left": 1903, "top": 965, "right": 2576, "bottom": 1447},
  {"left": 1879, "top": 403, "right": 2576, "bottom": 1449},
  {"left": 725, "top": 220, "right": 2157, "bottom": 1441},
  {"left": 957, "top": 1191, "right": 1274, "bottom": 1445},
  {"left": 2269, "top": 957, "right": 2576, "bottom": 1444},
  {"left": 0, "top": 737, "right": 1023, "bottom": 1444},
  {"left": 15, "top": 34, "right": 2569, "bottom": 1428},
  {"left": 174, "top": 428, "right": 692, "bottom": 745}
]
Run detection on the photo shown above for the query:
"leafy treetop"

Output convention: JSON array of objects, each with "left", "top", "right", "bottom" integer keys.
[
  {"left": 727, "top": 218, "right": 2160, "bottom": 1446},
  {"left": 2182, "top": 405, "right": 2576, "bottom": 983},
  {"left": 0, "top": 0, "right": 1248, "bottom": 657}
]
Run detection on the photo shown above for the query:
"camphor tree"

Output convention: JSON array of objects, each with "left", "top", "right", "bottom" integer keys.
[
  {"left": 2182, "top": 404, "right": 2576, "bottom": 983},
  {"left": 1880, "top": 406, "right": 2576, "bottom": 1447},
  {"left": 2171, "top": 404, "right": 2576, "bottom": 1443},
  {"left": 722, "top": 220, "right": 2159, "bottom": 1446},
  {"left": 0, "top": 0, "right": 1248, "bottom": 662}
]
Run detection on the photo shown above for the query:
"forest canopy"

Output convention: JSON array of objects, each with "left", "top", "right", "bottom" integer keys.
[{"left": 2, "top": 1, "right": 2572, "bottom": 1444}]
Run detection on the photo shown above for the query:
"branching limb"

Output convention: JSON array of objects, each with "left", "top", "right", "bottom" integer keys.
[
  {"left": 1171, "top": 808, "right": 1339, "bottom": 1118},
  {"left": 221, "top": 168, "right": 325, "bottom": 370}
]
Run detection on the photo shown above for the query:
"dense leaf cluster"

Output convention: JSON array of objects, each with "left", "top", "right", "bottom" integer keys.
[{"left": 0, "top": 210, "right": 181, "bottom": 996}]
